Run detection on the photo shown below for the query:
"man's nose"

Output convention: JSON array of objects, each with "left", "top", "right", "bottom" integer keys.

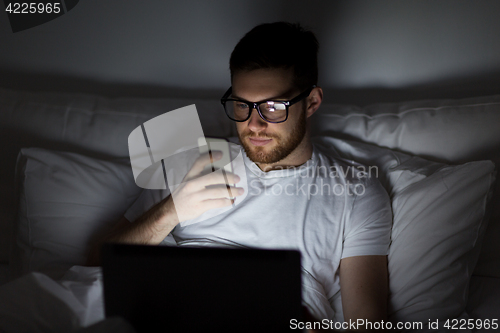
[{"left": 247, "top": 106, "right": 267, "bottom": 132}]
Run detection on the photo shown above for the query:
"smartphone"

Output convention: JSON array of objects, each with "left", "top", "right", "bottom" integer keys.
[{"left": 198, "top": 137, "right": 235, "bottom": 200}]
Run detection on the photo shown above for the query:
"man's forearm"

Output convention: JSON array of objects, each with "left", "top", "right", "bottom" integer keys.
[
  {"left": 86, "top": 195, "right": 178, "bottom": 266},
  {"left": 109, "top": 195, "right": 178, "bottom": 245}
]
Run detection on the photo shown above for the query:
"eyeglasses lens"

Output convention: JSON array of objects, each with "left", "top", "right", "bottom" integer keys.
[{"left": 225, "top": 101, "right": 287, "bottom": 122}]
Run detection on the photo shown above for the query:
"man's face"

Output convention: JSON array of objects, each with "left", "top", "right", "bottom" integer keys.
[{"left": 232, "top": 68, "right": 308, "bottom": 165}]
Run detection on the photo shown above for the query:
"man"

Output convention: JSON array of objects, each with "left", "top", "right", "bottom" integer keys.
[{"left": 88, "top": 22, "right": 392, "bottom": 330}]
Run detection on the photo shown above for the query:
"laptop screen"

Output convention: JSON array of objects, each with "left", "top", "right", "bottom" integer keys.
[{"left": 102, "top": 243, "right": 303, "bottom": 332}]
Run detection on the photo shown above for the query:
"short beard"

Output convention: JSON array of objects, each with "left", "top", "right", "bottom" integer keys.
[{"left": 238, "top": 108, "right": 307, "bottom": 165}]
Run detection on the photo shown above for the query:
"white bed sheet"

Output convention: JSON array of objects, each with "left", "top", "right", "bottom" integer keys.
[{"left": 0, "top": 266, "right": 109, "bottom": 332}]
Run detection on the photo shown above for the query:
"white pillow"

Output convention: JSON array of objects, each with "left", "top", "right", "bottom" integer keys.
[
  {"left": 11, "top": 148, "right": 142, "bottom": 279},
  {"left": 311, "top": 95, "right": 500, "bottom": 278},
  {"left": 312, "top": 95, "right": 500, "bottom": 164},
  {"left": 313, "top": 137, "right": 496, "bottom": 323}
]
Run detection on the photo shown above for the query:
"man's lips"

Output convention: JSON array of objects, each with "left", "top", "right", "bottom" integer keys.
[{"left": 248, "top": 137, "right": 273, "bottom": 146}]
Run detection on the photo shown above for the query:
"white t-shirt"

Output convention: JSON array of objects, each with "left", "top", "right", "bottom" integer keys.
[{"left": 124, "top": 142, "right": 392, "bottom": 321}]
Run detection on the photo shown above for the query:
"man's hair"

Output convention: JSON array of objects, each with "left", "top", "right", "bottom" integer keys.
[{"left": 230, "top": 22, "right": 319, "bottom": 92}]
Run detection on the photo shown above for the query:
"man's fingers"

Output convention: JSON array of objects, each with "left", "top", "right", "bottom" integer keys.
[
  {"left": 185, "top": 151, "right": 223, "bottom": 178},
  {"left": 200, "top": 197, "right": 235, "bottom": 210},
  {"left": 188, "top": 170, "right": 240, "bottom": 190},
  {"left": 195, "top": 185, "right": 244, "bottom": 202},
  {"left": 204, "top": 170, "right": 240, "bottom": 186}
]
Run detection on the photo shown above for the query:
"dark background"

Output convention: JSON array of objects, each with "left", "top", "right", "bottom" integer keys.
[{"left": 1, "top": 0, "right": 500, "bottom": 106}]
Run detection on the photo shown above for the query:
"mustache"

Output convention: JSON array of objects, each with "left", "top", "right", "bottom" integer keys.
[{"left": 240, "top": 131, "right": 278, "bottom": 140}]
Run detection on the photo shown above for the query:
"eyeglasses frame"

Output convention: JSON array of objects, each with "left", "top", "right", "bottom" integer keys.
[{"left": 220, "top": 85, "right": 317, "bottom": 124}]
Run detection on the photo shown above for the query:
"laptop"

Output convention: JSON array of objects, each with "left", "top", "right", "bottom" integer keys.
[{"left": 102, "top": 243, "right": 303, "bottom": 332}]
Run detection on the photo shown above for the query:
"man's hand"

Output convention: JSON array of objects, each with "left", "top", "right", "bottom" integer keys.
[{"left": 169, "top": 150, "right": 244, "bottom": 223}]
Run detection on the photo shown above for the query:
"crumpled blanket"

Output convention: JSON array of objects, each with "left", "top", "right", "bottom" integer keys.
[{"left": 0, "top": 266, "right": 134, "bottom": 333}]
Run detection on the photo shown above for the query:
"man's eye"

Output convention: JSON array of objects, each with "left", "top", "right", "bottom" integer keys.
[{"left": 236, "top": 103, "right": 248, "bottom": 109}]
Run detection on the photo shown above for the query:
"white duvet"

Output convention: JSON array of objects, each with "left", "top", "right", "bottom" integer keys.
[{"left": 0, "top": 266, "right": 134, "bottom": 333}]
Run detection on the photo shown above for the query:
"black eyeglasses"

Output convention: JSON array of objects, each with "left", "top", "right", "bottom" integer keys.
[{"left": 220, "top": 85, "right": 316, "bottom": 123}]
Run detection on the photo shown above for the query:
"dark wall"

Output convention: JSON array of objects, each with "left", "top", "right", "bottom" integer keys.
[{"left": 1, "top": 0, "right": 500, "bottom": 105}]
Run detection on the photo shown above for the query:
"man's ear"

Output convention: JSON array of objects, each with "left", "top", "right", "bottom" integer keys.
[{"left": 306, "top": 87, "right": 323, "bottom": 118}]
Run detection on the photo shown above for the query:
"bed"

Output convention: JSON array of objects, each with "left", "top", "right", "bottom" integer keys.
[{"left": 0, "top": 87, "right": 499, "bottom": 332}]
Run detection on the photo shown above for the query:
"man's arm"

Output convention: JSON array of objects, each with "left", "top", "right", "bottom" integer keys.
[
  {"left": 85, "top": 195, "right": 178, "bottom": 266},
  {"left": 104, "top": 195, "right": 178, "bottom": 245},
  {"left": 339, "top": 255, "right": 388, "bottom": 330},
  {"left": 86, "top": 151, "right": 243, "bottom": 266}
]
